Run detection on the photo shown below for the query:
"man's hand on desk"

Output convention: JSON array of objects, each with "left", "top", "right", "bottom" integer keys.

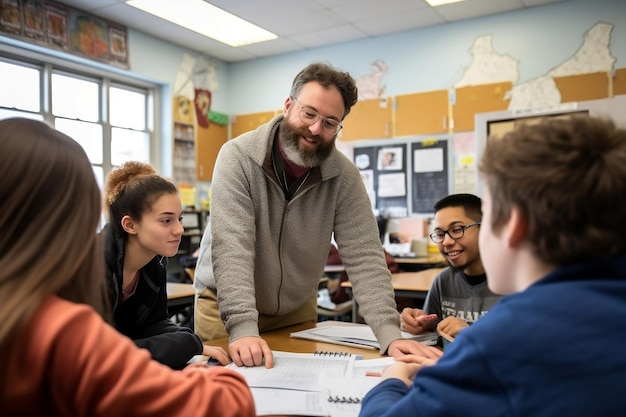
[
  {"left": 436, "top": 317, "right": 468, "bottom": 338},
  {"left": 228, "top": 336, "right": 274, "bottom": 368},
  {"left": 388, "top": 339, "right": 443, "bottom": 360}
]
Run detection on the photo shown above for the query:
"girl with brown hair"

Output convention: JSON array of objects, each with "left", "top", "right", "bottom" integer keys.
[
  {"left": 102, "top": 161, "right": 228, "bottom": 369},
  {"left": 0, "top": 118, "right": 254, "bottom": 417}
]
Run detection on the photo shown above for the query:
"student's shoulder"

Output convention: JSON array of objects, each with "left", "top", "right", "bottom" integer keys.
[
  {"left": 435, "top": 266, "right": 456, "bottom": 281},
  {"left": 37, "top": 296, "right": 94, "bottom": 321},
  {"left": 28, "top": 296, "right": 103, "bottom": 349}
]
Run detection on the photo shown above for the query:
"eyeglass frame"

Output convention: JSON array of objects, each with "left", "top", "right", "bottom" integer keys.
[
  {"left": 290, "top": 96, "right": 343, "bottom": 135},
  {"left": 429, "top": 222, "right": 481, "bottom": 244}
]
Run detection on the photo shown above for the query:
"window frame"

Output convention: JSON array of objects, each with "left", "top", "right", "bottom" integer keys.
[{"left": 0, "top": 44, "right": 161, "bottom": 180}]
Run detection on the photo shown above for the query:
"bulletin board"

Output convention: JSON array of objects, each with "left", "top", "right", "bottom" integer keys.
[
  {"left": 553, "top": 72, "right": 609, "bottom": 102},
  {"left": 353, "top": 143, "right": 408, "bottom": 216},
  {"left": 231, "top": 110, "right": 279, "bottom": 138},
  {"left": 394, "top": 90, "right": 449, "bottom": 136},
  {"left": 452, "top": 82, "right": 512, "bottom": 132},
  {"left": 353, "top": 135, "right": 453, "bottom": 216},
  {"left": 341, "top": 98, "right": 393, "bottom": 141},
  {"left": 411, "top": 138, "right": 450, "bottom": 213}
]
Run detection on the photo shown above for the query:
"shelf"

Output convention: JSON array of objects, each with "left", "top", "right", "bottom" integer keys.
[{"left": 173, "top": 120, "right": 196, "bottom": 185}]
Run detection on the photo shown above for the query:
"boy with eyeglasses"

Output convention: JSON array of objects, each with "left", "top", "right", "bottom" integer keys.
[
  {"left": 400, "top": 194, "right": 501, "bottom": 339},
  {"left": 359, "top": 115, "right": 626, "bottom": 417},
  {"left": 194, "top": 62, "right": 442, "bottom": 369}
]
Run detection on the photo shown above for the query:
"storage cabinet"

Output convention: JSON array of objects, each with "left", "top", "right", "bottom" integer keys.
[{"left": 196, "top": 122, "right": 227, "bottom": 181}]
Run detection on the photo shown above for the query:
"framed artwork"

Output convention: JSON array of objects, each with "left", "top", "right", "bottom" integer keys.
[
  {"left": 108, "top": 24, "right": 128, "bottom": 64},
  {"left": 45, "top": 2, "right": 67, "bottom": 49},
  {"left": 0, "top": 0, "right": 22, "bottom": 35},
  {"left": 22, "top": 0, "right": 44, "bottom": 41},
  {"left": 69, "top": 9, "right": 108, "bottom": 60},
  {"left": 0, "top": 0, "right": 129, "bottom": 68}
]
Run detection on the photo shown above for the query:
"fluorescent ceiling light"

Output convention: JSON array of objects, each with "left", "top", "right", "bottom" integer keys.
[
  {"left": 425, "top": 0, "right": 465, "bottom": 6},
  {"left": 126, "top": 0, "right": 277, "bottom": 47}
]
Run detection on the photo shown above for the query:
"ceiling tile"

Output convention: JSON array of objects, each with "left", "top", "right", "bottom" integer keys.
[
  {"left": 355, "top": 8, "right": 447, "bottom": 37},
  {"left": 52, "top": 0, "right": 568, "bottom": 63}
]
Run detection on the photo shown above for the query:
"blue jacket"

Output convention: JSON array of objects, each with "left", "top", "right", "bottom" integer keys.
[
  {"left": 360, "top": 255, "right": 626, "bottom": 417},
  {"left": 102, "top": 223, "right": 202, "bottom": 369}
]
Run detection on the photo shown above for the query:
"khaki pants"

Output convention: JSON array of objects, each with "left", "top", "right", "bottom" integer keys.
[{"left": 195, "top": 287, "right": 318, "bottom": 342}]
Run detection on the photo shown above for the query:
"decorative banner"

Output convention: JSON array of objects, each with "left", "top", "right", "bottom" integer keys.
[
  {"left": 193, "top": 88, "right": 211, "bottom": 127},
  {"left": 192, "top": 56, "right": 218, "bottom": 127},
  {"left": 0, "top": 0, "right": 129, "bottom": 68}
]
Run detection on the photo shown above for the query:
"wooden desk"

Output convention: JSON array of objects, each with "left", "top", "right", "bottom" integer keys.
[
  {"left": 394, "top": 254, "right": 446, "bottom": 270},
  {"left": 167, "top": 282, "right": 195, "bottom": 325},
  {"left": 166, "top": 282, "right": 195, "bottom": 309},
  {"left": 342, "top": 268, "right": 445, "bottom": 322},
  {"left": 390, "top": 268, "right": 443, "bottom": 297},
  {"left": 210, "top": 321, "right": 382, "bottom": 359}
]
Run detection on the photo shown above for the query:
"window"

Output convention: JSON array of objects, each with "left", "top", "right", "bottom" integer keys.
[
  {"left": 110, "top": 85, "right": 150, "bottom": 164},
  {"left": 0, "top": 60, "right": 41, "bottom": 113},
  {"left": 0, "top": 55, "right": 156, "bottom": 183}
]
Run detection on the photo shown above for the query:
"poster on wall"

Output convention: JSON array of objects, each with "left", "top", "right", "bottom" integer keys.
[
  {"left": 354, "top": 144, "right": 408, "bottom": 217},
  {"left": 23, "top": 0, "right": 44, "bottom": 41},
  {"left": 69, "top": 10, "right": 108, "bottom": 60},
  {"left": 0, "top": 0, "right": 22, "bottom": 35},
  {"left": 108, "top": 24, "right": 128, "bottom": 65},
  {"left": 411, "top": 139, "right": 449, "bottom": 213},
  {"left": 377, "top": 146, "right": 403, "bottom": 170},
  {"left": 45, "top": 2, "right": 67, "bottom": 49},
  {"left": 0, "top": 0, "right": 129, "bottom": 68}
]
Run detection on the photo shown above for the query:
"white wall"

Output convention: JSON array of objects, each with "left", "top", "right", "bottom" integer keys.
[
  {"left": 226, "top": 0, "right": 626, "bottom": 114},
  {"left": 2, "top": 0, "right": 625, "bottom": 172}
]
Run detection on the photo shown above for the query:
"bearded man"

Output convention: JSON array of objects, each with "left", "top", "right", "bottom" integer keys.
[{"left": 194, "top": 62, "right": 442, "bottom": 368}]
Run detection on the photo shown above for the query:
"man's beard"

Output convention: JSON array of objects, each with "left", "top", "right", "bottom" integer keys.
[{"left": 278, "top": 118, "right": 335, "bottom": 168}]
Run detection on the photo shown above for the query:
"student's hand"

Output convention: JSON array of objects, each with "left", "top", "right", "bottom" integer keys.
[
  {"left": 387, "top": 339, "right": 444, "bottom": 360},
  {"left": 201, "top": 345, "right": 230, "bottom": 365},
  {"left": 381, "top": 362, "right": 419, "bottom": 386},
  {"left": 381, "top": 354, "right": 438, "bottom": 387},
  {"left": 400, "top": 308, "right": 438, "bottom": 334},
  {"left": 436, "top": 317, "right": 468, "bottom": 337},
  {"left": 228, "top": 336, "right": 274, "bottom": 368}
]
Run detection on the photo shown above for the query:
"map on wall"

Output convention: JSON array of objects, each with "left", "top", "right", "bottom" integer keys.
[
  {"left": 356, "top": 59, "right": 388, "bottom": 100},
  {"left": 454, "top": 22, "right": 615, "bottom": 111}
]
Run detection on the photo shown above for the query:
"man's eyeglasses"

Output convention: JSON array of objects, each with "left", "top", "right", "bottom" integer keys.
[
  {"left": 291, "top": 97, "right": 342, "bottom": 135},
  {"left": 429, "top": 222, "right": 481, "bottom": 244}
]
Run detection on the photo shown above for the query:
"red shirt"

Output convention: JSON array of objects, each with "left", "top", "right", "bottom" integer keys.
[{"left": 4, "top": 296, "right": 255, "bottom": 417}]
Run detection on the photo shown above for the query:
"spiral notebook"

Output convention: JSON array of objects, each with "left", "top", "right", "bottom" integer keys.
[
  {"left": 320, "top": 357, "right": 395, "bottom": 417},
  {"left": 226, "top": 351, "right": 392, "bottom": 416},
  {"left": 226, "top": 350, "right": 359, "bottom": 392},
  {"left": 321, "top": 373, "right": 380, "bottom": 417}
]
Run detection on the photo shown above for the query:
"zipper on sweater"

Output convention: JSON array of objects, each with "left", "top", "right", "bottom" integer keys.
[{"left": 274, "top": 199, "right": 290, "bottom": 316}]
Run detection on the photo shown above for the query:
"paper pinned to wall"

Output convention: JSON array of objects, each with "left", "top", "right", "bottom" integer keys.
[
  {"left": 377, "top": 173, "right": 406, "bottom": 197},
  {"left": 414, "top": 147, "right": 444, "bottom": 173}
]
